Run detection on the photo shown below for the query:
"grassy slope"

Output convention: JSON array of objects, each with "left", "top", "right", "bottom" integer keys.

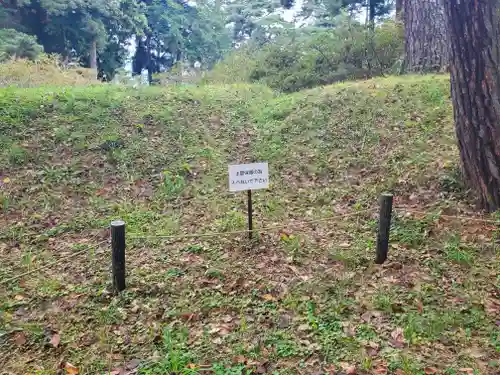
[{"left": 0, "top": 76, "right": 498, "bottom": 375}]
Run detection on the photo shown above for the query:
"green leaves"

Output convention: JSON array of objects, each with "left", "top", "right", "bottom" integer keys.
[
  {"left": 133, "top": 0, "right": 231, "bottom": 81},
  {"left": 0, "top": 29, "right": 43, "bottom": 62}
]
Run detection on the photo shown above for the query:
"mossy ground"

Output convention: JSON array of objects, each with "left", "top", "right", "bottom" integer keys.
[{"left": 0, "top": 76, "right": 498, "bottom": 375}]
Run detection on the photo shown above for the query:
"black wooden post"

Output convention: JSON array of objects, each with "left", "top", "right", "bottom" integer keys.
[
  {"left": 375, "top": 193, "right": 393, "bottom": 264},
  {"left": 111, "top": 220, "right": 126, "bottom": 292},
  {"left": 247, "top": 190, "right": 253, "bottom": 240}
]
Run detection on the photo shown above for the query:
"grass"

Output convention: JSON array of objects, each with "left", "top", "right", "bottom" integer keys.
[
  {"left": 0, "top": 75, "right": 499, "bottom": 375},
  {"left": 0, "top": 54, "right": 99, "bottom": 88}
]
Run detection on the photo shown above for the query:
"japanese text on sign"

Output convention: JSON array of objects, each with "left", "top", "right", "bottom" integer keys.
[{"left": 229, "top": 162, "right": 269, "bottom": 192}]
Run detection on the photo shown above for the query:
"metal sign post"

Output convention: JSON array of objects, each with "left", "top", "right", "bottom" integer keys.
[{"left": 228, "top": 162, "right": 269, "bottom": 240}]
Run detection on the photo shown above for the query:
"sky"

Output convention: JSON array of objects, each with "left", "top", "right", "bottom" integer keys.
[{"left": 281, "top": 0, "right": 303, "bottom": 22}]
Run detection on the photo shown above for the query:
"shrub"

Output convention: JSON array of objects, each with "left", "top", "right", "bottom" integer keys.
[
  {"left": 0, "top": 29, "right": 43, "bottom": 62},
  {"left": 206, "top": 19, "right": 403, "bottom": 92},
  {"left": 0, "top": 54, "right": 99, "bottom": 88},
  {"left": 202, "top": 45, "right": 259, "bottom": 85}
]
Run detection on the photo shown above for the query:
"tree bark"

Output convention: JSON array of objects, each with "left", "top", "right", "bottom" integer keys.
[
  {"left": 404, "top": 0, "right": 449, "bottom": 72},
  {"left": 396, "top": 0, "right": 403, "bottom": 21},
  {"left": 369, "top": 0, "right": 376, "bottom": 26},
  {"left": 444, "top": 0, "right": 500, "bottom": 211},
  {"left": 89, "top": 38, "right": 97, "bottom": 70}
]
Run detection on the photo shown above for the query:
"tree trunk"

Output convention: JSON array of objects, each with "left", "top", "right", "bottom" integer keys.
[
  {"left": 146, "top": 35, "right": 153, "bottom": 85},
  {"left": 369, "top": 0, "right": 376, "bottom": 26},
  {"left": 444, "top": 0, "right": 500, "bottom": 211},
  {"left": 404, "top": 0, "right": 449, "bottom": 72},
  {"left": 89, "top": 38, "right": 97, "bottom": 71},
  {"left": 396, "top": 0, "right": 403, "bottom": 20}
]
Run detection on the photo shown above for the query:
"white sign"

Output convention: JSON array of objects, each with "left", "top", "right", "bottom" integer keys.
[{"left": 229, "top": 162, "right": 269, "bottom": 192}]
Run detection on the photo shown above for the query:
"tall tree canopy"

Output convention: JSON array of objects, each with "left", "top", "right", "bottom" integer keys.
[
  {"left": 1, "top": 0, "right": 147, "bottom": 79},
  {"left": 1, "top": 0, "right": 231, "bottom": 80},
  {"left": 0, "top": 28, "right": 43, "bottom": 61},
  {"left": 300, "top": 0, "right": 392, "bottom": 25},
  {"left": 132, "top": 0, "right": 230, "bottom": 83}
]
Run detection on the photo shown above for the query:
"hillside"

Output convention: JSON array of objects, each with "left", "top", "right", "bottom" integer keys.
[{"left": 0, "top": 76, "right": 498, "bottom": 374}]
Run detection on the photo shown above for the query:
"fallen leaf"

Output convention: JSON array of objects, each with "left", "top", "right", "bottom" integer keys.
[
  {"left": 339, "top": 242, "right": 351, "bottom": 248},
  {"left": 64, "top": 362, "right": 79, "bottom": 375},
  {"left": 343, "top": 324, "right": 356, "bottom": 337},
  {"left": 361, "top": 311, "right": 374, "bottom": 322},
  {"left": 219, "top": 325, "right": 231, "bottom": 335},
  {"left": 424, "top": 368, "right": 439, "bottom": 374},
  {"left": 14, "top": 294, "right": 24, "bottom": 301},
  {"left": 390, "top": 327, "right": 404, "bottom": 340},
  {"left": 346, "top": 365, "right": 357, "bottom": 374},
  {"left": 298, "top": 324, "right": 310, "bottom": 331},
  {"left": 14, "top": 332, "right": 27, "bottom": 346},
  {"left": 279, "top": 232, "right": 289, "bottom": 241},
  {"left": 256, "top": 365, "right": 268, "bottom": 374},
  {"left": 324, "top": 364, "right": 336, "bottom": 375},
  {"left": 389, "top": 327, "right": 405, "bottom": 348},
  {"left": 277, "top": 313, "right": 292, "bottom": 328},
  {"left": 125, "top": 359, "right": 140, "bottom": 370},
  {"left": 50, "top": 333, "right": 60, "bottom": 348},
  {"left": 3, "top": 177, "right": 10, "bottom": 184},
  {"left": 180, "top": 313, "right": 199, "bottom": 322},
  {"left": 233, "top": 355, "right": 247, "bottom": 364},
  {"left": 210, "top": 324, "right": 231, "bottom": 336},
  {"left": 465, "top": 347, "right": 484, "bottom": 359},
  {"left": 365, "top": 341, "right": 379, "bottom": 357},
  {"left": 374, "top": 366, "right": 388, "bottom": 374},
  {"left": 95, "top": 189, "right": 106, "bottom": 196},
  {"left": 459, "top": 368, "right": 474, "bottom": 375},
  {"left": 417, "top": 299, "right": 424, "bottom": 313},
  {"left": 186, "top": 364, "right": 198, "bottom": 370},
  {"left": 262, "top": 294, "right": 276, "bottom": 301},
  {"left": 105, "top": 360, "right": 140, "bottom": 375}
]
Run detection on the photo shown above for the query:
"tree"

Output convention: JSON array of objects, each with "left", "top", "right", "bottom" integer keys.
[
  {"left": 395, "top": 0, "right": 402, "bottom": 20},
  {"left": 402, "top": 0, "right": 448, "bottom": 72},
  {"left": 4, "top": 0, "right": 146, "bottom": 79},
  {"left": 0, "top": 28, "right": 43, "bottom": 61},
  {"left": 226, "top": 0, "right": 286, "bottom": 45},
  {"left": 444, "top": 0, "right": 500, "bottom": 211},
  {"left": 300, "top": 0, "right": 391, "bottom": 27},
  {"left": 133, "top": 0, "right": 229, "bottom": 83}
]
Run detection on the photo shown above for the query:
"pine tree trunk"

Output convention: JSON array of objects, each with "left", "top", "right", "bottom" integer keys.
[
  {"left": 369, "top": 0, "right": 376, "bottom": 25},
  {"left": 396, "top": 0, "right": 403, "bottom": 20},
  {"left": 404, "top": 0, "right": 449, "bottom": 72},
  {"left": 89, "top": 38, "right": 97, "bottom": 71},
  {"left": 444, "top": 0, "right": 500, "bottom": 211}
]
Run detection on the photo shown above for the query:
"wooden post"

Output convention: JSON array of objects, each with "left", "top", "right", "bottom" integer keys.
[
  {"left": 247, "top": 189, "right": 253, "bottom": 240},
  {"left": 111, "top": 220, "right": 126, "bottom": 292},
  {"left": 375, "top": 193, "right": 393, "bottom": 264}
]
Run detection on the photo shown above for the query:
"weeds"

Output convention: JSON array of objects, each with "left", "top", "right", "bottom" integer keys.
[
  {"left": 215, "top": 211, "right": 246, "bottom": 232},
  {"left": 444, "top": 234, "right": 475, "bottom": 265},
  {"left": 140, "top": 328, "right": 195, "bottom": 375},
  {"left": 0, "top": 75, "right": 497, "bottom": 374},
  {"left": 7, "top": 144, "right": 29, "bottom": 165},
  {"left": 391, "top": 214, "right": 434, "bottom": 247},
  {"left": 280, "top": 233, "right": 302, "bottom": 262},
  {"left": 161, "top": 170, "right": 186, "bottom": 199}
]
